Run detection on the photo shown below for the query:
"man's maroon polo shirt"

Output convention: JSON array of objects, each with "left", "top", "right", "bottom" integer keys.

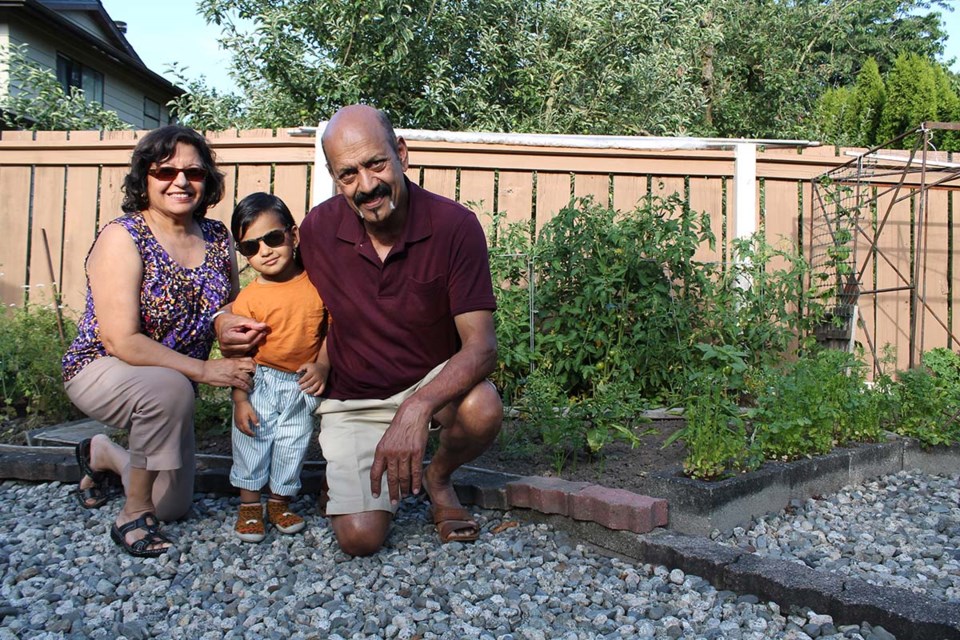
[{"left": 299, "top": 180, "right": 496, "bottom": 400}]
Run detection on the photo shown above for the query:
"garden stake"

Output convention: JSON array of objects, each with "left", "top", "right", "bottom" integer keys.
[{"left": 42, "top": 228, "right": 66, "bottom": 347}]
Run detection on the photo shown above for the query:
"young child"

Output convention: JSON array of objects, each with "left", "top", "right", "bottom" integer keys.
[{"left": 228, "top": 192, "right": 328, "bottom": 543}]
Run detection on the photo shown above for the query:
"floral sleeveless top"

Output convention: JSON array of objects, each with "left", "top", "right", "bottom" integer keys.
[{"left": 62, "top": 213, "right": 233, "bottom": 382}]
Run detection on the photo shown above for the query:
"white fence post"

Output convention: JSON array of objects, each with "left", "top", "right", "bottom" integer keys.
[
  {"left": 311, "top": 120, "right": 336, "bottom": 207},
  {"left": 733, "top": 142, "right": 757, "bottom": 241}
]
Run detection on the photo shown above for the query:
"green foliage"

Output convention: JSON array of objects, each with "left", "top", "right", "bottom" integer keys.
[
  {"left": 0, "top": 305, "right": 79, "bottom": 423},
  {"left": 195, "top": 384, "right": 233, "bottom": 439},
  {"left": 512, "top": 368, "right": 651, "bottom": 473},
  {"left": 0, "top": 45, "right": 129, "bottom": 131},
  {"left": 533, "top": 195, "right": 713, "bottom": 400},
  {"left": 888, "top": 349, "right": 960, "bottom": 446},
  {"left": 709, "top": 0, "right": 949, "bottom": 138},
  {"left": 198, "top": 0, "right": 715, "bottom": 134},
  {"left": 165, "top": 64, "right": 248, "bottom": 131},
  {"left": 878, "top": 52, "right": 941, "bottom": 144},
  {"left": 696, "top": 233, "right": 825, "bottom": 371},
  {"left": 749, "top": 349, "right": 887, "bottom": 461}
]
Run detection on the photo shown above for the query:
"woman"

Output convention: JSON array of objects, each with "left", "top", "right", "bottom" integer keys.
[{"left": 62, "top": 125, "right": 254, "bottom": 558}]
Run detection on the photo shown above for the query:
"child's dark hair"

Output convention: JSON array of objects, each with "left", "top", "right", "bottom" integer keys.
[{"left": 231, "top": 192, "right": 303, "bottom": 268}]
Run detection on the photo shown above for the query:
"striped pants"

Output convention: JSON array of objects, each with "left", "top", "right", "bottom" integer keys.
[{"left": 230, "top": 365, "right": 319, "bottom": 496}]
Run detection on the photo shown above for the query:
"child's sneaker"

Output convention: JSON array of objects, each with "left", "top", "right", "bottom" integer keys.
[
  {"left": 235, "top": 503, "right": 265, "bottom": 543},
  {"left": 267, "top": 499, "right": 305, "bottom": 534}
]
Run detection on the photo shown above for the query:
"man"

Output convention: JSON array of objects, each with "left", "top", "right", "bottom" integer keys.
[{"left": 218, "top": 105, "right": 502, "bottom": 556}]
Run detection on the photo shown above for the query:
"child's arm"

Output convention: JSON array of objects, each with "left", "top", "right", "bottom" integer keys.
[
  {"left": 297, "top": 339, "right": 330, "bottom": 397},
  {"left": 232, "top": 387, "right": 259, "bottom": 437}
]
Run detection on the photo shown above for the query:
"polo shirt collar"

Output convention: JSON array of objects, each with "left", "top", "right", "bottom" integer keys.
[{"left": 335, "top": 178, "right": 433, "bottom": 251}]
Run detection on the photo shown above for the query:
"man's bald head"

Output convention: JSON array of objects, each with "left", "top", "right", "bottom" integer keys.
[{"left": 321, "top": 105, "right": 398, "bottom": 161}]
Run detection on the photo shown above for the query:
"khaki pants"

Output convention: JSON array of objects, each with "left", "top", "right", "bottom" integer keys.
[
  {"left": 317, "top": 361, "right": 446, "bottom": 515},
  {"left": 64, "top": 356, "right": 196, "bottom": 521}
]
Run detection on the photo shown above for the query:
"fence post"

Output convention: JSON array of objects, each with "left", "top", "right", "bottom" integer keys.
[
  {"left": 311, "top": 121, "right": 335, "bottom": 206},
  {"left": 733, "top": 142, "right": 757, "bottom": 241}
]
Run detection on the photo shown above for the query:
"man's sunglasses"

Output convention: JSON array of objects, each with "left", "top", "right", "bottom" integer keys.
[
  {"left": 236, "top": 228, "right": 290, "bottom": 257},
  {"left": 148, "top": 166, "right": 208, "bottom": 182}
]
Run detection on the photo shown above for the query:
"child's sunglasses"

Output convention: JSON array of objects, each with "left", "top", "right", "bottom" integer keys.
[
  {"left": 236, "top": 228, "right": 290, "bottom": 257},
  {"left": 147, "top": 166, "right": 208, "bottom": 182}
]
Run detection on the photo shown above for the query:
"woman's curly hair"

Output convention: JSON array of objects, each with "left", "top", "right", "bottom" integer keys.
[{"left": 121, "top": 125, "right": 225, "bottom": 218}]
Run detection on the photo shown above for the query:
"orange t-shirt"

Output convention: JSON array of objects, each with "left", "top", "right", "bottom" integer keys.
[{"left": 232, "top": 271, "right": 326, "bottom": 373}]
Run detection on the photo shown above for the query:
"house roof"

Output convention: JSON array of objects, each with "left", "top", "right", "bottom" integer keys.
[{"left": 0, "top": 0, "right": 184, "bottom": 97}]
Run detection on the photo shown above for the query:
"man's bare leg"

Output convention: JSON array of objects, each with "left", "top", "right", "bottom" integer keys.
[{"left": 423, "top": 380, "right": 502, "bottom": 539}]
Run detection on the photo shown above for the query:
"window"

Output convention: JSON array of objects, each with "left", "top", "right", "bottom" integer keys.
[
  {"left": 56, "top": 53, "right": 104, "bottom": 104},
  {"left": 143, "top": 98, "right": 160, "bottom": 128}
]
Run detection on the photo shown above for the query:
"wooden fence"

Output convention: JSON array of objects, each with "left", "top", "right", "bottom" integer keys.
[{"left": 1, "top": 128, "right": 957, "bottom": 373}]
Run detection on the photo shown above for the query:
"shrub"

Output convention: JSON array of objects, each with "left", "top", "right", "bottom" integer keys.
[
  {"left": 890, "top": 348, "right": 960, "bottom": 446},
  {"left": 0, "top": 305, "right": 79, "bottom": 423},
  {"left": 749, "top": 349, "right": 886, "bottom": 461}
]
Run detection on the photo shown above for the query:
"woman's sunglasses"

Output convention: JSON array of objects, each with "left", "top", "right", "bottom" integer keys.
[
  {"left": 236, "top": 228, "right": 290, "bottom": 257},
  {"left": 148, "top": 166, "right": 208, "bottom": 182}
]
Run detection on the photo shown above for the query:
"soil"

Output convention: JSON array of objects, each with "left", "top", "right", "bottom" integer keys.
[{"left": 4, "top": 413, "right": 689, "bottom": 495}]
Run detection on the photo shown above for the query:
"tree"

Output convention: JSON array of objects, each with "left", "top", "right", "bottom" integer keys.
[
  {"left": 878, "top": 52, "right": 942, "bottom": 145},
  {"left": 198, "top": 0, "right": 718, "bottom": 134},
  {"left": 847, "top": 58, "right": 886, "bottom": 147},
  {"left": 165, "top": 64, "right": 247, "bottom": 131},
  {"left": 708, "top": 0, "right": 949, "bottom": 139},
  {"left": 193, "top": 0, "right": 951, "bottom": 138},
  {"left": 0, "top": 45, "right": 128, "bottom": 131}
]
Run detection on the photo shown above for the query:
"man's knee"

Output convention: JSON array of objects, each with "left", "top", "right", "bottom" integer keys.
[
  {"left": 331, "top": 511, "right": 391, "bottom": 556},
  {"left": 459, "top": 381, "right": 503, "bottom": 433}
]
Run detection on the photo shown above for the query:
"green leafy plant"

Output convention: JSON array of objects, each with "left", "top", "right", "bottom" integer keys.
[
  {"left": 0, "top": 305, "right": 79, "bottom": 424},
  {"left": 889, "top": 349, "right": 960, "bottom": 446},
  {"left": 749, "top": 348, "right": 886, "bottom": 460}
]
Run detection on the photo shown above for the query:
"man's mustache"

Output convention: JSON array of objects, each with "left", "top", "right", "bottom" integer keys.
[{"left": 354, "top": 183, "right": 391, "bottom": 206}]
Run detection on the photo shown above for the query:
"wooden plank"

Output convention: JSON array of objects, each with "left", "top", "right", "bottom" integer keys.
[
  {"left": 536, "top": 172, "right": 572, "bottom": 236},
  {"left": 236, "top": 164, "right": 272, "bottom": 201},
  {"left": 206, "top": 165, "right": 238, "bottom": 229},
  {"left": 272, "top": 164, "right": 311, "bottom": 224},
  {"left": 98, "top": 166, "right": 127, "bottom": 228},
  {"left": 764, "top": 180, "right": 802, "bottom": 268},
  {"left": 421, "top": 168, "right": 457, "bottom": 201},
  {"left": 61, "top": 167, "right": 100, "bottom": 316},
  {"left": 688, "top": 177, "right": 724, "bottom": 265},
  {"left": 612, "top": 175, "right": 648, "bottom": 214},
  {"left": 458, "top": 169, "right": 495, "bottom": 217},
  {"left": 874, "top": 189, "right": 914, "bottom": 373},
  {"left": 917, "top": 188, "right": 950, "bottom": 354},
  {"left": 497, "top": 171, "right": 534, "bottom": 228},
  {"left": 26, "top": 166, "right": 66, "bottom": 308},
  {"left": 650, "top": 176, "right": 686, "bottom": 203},
  {"left": 573, "top": 173, "right": 609, "bottom": 208},
  {"left": 0, "top": 167, "right": 33, "bottom": 307}
]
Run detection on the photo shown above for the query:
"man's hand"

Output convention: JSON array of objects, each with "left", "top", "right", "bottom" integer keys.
[
  {"left": 233, "top": 400, "right": 259, "bottom": 437},
  {"left": 216, "top": 312, "right": 268, "bottom": 358},
  {"left": 297, "top": 362, "right": 328, "bottom": 396},
  {"left": 370, "top": 397, "right": 434, "bottom": 504}
]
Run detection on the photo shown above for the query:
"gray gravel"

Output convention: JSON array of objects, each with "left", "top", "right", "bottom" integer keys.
[
  {"left": 1, "top": 479, "right": 894, "bottom": 639},
  {"left": 715, "top": 470, "right": 960, "bottom": 606}
]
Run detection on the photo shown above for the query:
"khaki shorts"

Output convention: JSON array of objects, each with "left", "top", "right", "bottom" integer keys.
[{"left": 317, "top": 361, "right": 447, "bottom": 515}]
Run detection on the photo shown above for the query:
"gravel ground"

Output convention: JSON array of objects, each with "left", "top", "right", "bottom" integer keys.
[
  {"left": 715, "top": 470, "right": 960, "bottom": 606},
  {"left": 0, "top": 479, "right": 901, "bottom": 640}
]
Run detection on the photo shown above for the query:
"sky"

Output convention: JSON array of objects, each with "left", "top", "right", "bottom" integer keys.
[{"left": 103, "top": 0, "right": 960, "bottom": 97}]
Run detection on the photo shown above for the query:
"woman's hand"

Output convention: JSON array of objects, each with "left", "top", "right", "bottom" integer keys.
[
  {"left": 201, "top": 357, "right": 256, "bottom": 390},
  {"left": 216, "top": 312, "right": 268, "bottom": 357},
  {"left": 297, "top": 362, "right": 329, "bottom": 396},
  {"left": 233, "top": 400, "right": 259, "bottom": 437}
]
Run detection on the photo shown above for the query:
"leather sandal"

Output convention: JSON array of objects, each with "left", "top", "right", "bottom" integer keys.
[
  {"left": 73, "top": 438, "right": 121, "bottom": 509},
  {"left": 110, "top": 513, "right": 173, "bottom": 558}
]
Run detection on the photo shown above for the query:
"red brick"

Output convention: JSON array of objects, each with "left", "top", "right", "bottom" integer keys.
[
  {"left": 570, "top": 485, "right": 669, "bottom": 533},
  {"left": 505, "top": 476, "right": 592, "bottom": 516}
]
